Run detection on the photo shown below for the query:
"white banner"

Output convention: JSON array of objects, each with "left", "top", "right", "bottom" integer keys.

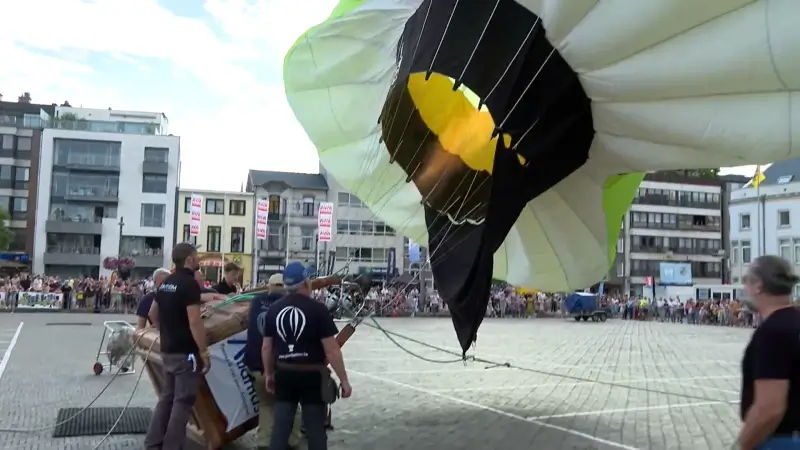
[
  {"left": 255, "top": 198, "right": 269, "bottom": 241},
  {"left": 0, "top": 292, "right": 63, "bottom": 308},
  {"left": 317, "top": 202, "right": 333, "bottom": 243},
  {"left": 189, "top": 194, "right": 203, "bottom": 237},
  {"left": 204, "top": 330, "right": 259, "bottom": 431}
]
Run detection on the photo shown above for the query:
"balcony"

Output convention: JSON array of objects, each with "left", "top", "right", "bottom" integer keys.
[
  {"left": 53, "top": 155, "right": 120, "bottom": 172},
  {"left": 0, "top": 114, "right": 45, "bottom": 129},
  {"left": 45, "top": 216, "right": 103, "bottom": 234},
  {"left": 50, "top": 118, "right": 164, "bottom": 136},
  {"left": 125, "top": 248, "right": 164, "bottom": 268},
  {"left": 630, "top": 221, "right": 721, "bottom": 232},
  {"left": 43, "top": 245, "right": 101, "bottom": 266},
  {"left": 142, "top": 159, "right": 169, "bottom": 175},
  {"left": 52, "top": 187, "right": 119, "bottom": 203},
  {"left": 630, "top": 245, "right": 722, "bottom": 256},
  {"left": 633, "top": 196, "right": 720, "bottom": 210}
]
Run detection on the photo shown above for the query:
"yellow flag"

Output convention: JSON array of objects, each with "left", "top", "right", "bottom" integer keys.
[{"left": 751, "top": 165, "right": 765, "bottom": 188}]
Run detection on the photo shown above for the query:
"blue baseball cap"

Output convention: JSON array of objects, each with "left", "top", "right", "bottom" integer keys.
[{"left": 283, "top": 262, "right": 312, "bottom": 287}]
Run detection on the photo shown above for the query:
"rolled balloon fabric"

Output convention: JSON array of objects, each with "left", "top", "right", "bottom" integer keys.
[{"left": 284, "top": 0, "right": 800, "bottom": 352}]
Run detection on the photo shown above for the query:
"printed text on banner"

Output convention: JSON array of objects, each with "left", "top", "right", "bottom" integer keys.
[
  {"left": 255, "top": 198, "right": 269, "bottom": 240},
  {"left": 317, "top": 202, "right": 333, "bottom": 243},
  {"left": 189, "top": 194, "right": 203, "bottom": 237}
]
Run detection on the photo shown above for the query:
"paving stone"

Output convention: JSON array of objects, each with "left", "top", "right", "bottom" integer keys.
[{"left": 0, "top": 315, "right": 751, "bottom": 449}]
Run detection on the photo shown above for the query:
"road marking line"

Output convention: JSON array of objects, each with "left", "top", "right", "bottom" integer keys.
[
  {"left": 352, "top": 369, "right": 640, "bottom": 450},
  {"left": 527, "top": 400, "right": 740, "bottom": 420},
  {"left": 434, "top": 374, "right": 740, "bottom": 392},
  {"left": 0, "top": 322, "right": 23, "bottom": 381}
]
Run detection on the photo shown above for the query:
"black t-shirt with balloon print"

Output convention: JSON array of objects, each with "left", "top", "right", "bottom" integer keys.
[{"left": 262, "top": 293, "right": 338, "bottom": 365}]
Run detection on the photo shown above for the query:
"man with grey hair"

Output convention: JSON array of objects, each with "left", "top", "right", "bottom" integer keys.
[
  {"left": 737, "top": 255, "right": 800, "bottom": 450},
  {"left": 135, "top": 268, "right": 171, "bottom": 331},
  {"left": 262, "top": 262, "right": 352, "bottom": 450}
]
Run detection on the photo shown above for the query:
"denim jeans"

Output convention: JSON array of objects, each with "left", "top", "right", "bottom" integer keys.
[{"left": 757, "top": 436, "right": 800, "bottom": 449}]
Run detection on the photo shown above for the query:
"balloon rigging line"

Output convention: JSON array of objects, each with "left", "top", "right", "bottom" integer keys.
[
  {"left": 319, "top": 2, "right": 553, "bottom": 291},
  {"left": 496, "top": 48, "right": 556, "bottom": 133},
  {"left": 0, "top": 332, "right": 159, "bottom": 450},
  {"left": 455, "top": 0, "right": 502, "bottom": 89},
  {"left": 425, "top": 0, "right": 461, "bottom": 80},
  {"left": 479, "top": 15, "right": 540, "bottom": 110},
  {"left": 360, "top": 317, "right": 738, "bottom": 405}
]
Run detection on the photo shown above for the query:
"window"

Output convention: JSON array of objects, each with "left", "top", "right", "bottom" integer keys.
[
  {"left": 268, "top": 195, "right": 281, "bottom": 214},
  {"left": 794, "top": 239, "right": 800, "bottom": 265},
  {"left": 740, "top": 213, "right": 751, "bottom": 230},
  {"left": 778, "top": 175, "right": 794, "bottom": 184},
  {"left": 334, "top": 246, "right": 391, "bottom": 262},
  {"left": 337, "top": 192, "right": 364, "bottom": 208},
  {"left": 229, "top": 199, "right": 246, "bottom": 216},
  {"left": 732, "top": 241, "right": 739, "bottom": 265},
  {"left": 144, "top": 147, "right": 169, "bottom": 163},
  {"left": 140, "top": 203, "right": 166, "bottom": 227},
  {"left": 184, "top": 196, "right": 192, "bottom": 212},
  {"left": 206, "top": 198, "right": 224, "bottom": 214},
  {"left": 16, "top": 137, "right": 31, "bottom": 151},
  {"left": 741, "top": 240, "right": 751, "bottom": 264},
  {"left": 795, "top": 284, "right": 800, "bottom": 300},
  {"left": 10, "top": 197, "right": 26, "bottom": 219},
  {"left": 0, "top": 165, "right": 12, "bottom": 181},
  {"left": 54, "top": 139, "right": 121, "bottom": 168},
  {"left": 13, "top": 167, "right": 29, "bottom": 190},
  {"left": 1, "top": 135, "right": 12, "bottom": 150},
  {"left": 207, "top": 226, "right": 222, "bottom": 252},
  {"left": 230, "top": 227, "right": 245, "bottom": 253},
  {"left": 142, "top": 174, "right": 167, "bottom": 193},
  {"left": 779, "top": 210, "right": 791, "bottom": 227},
  {"left": 301, "top": 227, "right": 314, "bottom": 250},
  {"left": 302, "top": 197, "right": 315, "bottom": 217},
  {"left": 779, "top": 238, "right": 791, "bottom": 261},
  {"left": 181, "top": 224, "right": 197, "bottom": 245}
]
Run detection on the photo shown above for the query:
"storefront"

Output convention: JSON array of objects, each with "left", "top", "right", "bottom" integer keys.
[{"left": 197, "top": 253, "right": 252, "bottom": 285}]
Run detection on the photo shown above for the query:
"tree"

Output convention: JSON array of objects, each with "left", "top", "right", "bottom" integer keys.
[{"left": 0, "top": 209, "right": 15, "bottom": 251}]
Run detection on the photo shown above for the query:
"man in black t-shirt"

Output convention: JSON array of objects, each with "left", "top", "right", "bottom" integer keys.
[
  {"left": 212, "top": 262, "right": 241, "bottom": 295},
  {"left": 144, "top": 243, "right": 209, "bottom": 450},
  {"left": 262, "top": 262, "right": 352, "bottom": 450},
  {"left": 738, "top": 255, "right": 800, "bottom": 450}
]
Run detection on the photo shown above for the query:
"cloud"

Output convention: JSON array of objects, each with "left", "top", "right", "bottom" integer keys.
[{"left": 0, "top": 0, "right": 338, "bottom": 190}]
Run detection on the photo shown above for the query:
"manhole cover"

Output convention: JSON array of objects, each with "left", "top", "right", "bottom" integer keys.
[{"left": 52, "top": 407, "right": 152, "bottom": 438}]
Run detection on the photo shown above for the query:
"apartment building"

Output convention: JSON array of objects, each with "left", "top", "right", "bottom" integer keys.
[
  {"left": 622, "top": 173, "right": 726, "bottom": 296},
  {"left": 0, "top": 93, "right": 55, "bottom": 266},
  {"left": 729, "top": 159, "right": 800, "bottom": 295},
  {"left": 176, "top": 189, "right": 254, "bottom": 285},
  {"left": 246, "top": 168, "right": 406, "bottom": 283},
  {"left": 33, "top": 106, "right": 180, "bottom": 278}
]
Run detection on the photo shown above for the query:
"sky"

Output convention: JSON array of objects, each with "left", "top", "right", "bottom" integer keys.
[{"left": 0, "top": 0, "right": 758, "bottom": 191}]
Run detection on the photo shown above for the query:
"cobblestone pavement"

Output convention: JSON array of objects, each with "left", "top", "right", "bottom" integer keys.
[{"left": 0, "top": 314, "right": 750, "bottom": 449}]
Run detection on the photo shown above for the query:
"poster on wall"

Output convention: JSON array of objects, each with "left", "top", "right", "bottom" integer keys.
[
  {"left": 189, "top": 194, "right": 203, "bottom": 236},
  {"left": 317, "top": 202, "right": 333, "bottom": 242},
  {"left": 255, "top": 198, "right": 269, "bottom": 240}
]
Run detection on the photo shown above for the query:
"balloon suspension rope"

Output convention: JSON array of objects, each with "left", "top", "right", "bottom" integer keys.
[
  {"left": 0, "top": 333, "right": 159, "bottom": 450},
  {"left": 348, "top": 297, "right": 737, "bottom": 405}
]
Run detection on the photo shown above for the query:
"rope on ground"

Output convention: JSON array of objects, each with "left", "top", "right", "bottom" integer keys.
[
  {"left": 0, "top": 332, "right": 157, "bottom": 450},
  {"left": 362, "top": 317, "right": 737, "bottom": 405}
]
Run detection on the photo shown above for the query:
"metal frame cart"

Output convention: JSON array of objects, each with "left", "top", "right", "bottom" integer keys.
[{"left": 92, "top": 320, "right": 137, "bottom": 375}]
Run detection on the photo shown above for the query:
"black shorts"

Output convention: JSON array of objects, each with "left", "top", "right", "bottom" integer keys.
[{"left": 274, "top": 369, "right": 324, "bottom": 405}]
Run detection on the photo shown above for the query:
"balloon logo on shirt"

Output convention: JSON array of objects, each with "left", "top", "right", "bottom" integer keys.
[{"left": 275, "top": 306, "right": 306, "bottom": 352}]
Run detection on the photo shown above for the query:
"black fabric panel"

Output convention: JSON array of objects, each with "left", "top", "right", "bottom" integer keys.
[{"left": 384, "top": 0, "right": 594, "bottom": 354}]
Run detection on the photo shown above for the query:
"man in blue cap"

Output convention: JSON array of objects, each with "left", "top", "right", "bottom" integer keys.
[{"left": 261, "top": 262, "right": 352, "bottom": 450}]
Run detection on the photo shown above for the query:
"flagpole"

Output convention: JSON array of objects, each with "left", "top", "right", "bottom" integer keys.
[
  {"left": 755, "top": 165, "right": 763, "bottom": 257},
  {"left": 285, "top": 197, "right": 291, "bottom": 265},
  {"left": 221, "top": 192, "right": 227, "bottom": 279}
]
